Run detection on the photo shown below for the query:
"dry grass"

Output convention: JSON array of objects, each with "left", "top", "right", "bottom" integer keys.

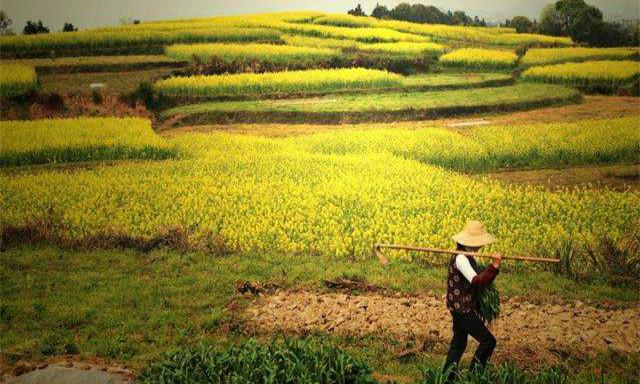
[{"left": 39, "top": 68, "right": 174, "bottom": 95}]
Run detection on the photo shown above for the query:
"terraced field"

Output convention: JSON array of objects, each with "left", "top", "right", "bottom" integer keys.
[
  {"left": 1, "top": 9, "right": 639, "bottom": 384},
  {"left": 161, "top": 83, "right": 581, "bottom": 125}
]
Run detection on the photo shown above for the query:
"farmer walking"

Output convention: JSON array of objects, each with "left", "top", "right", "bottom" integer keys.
[{"left": 442, "top": 220, "right": 502, "bottom": 382}]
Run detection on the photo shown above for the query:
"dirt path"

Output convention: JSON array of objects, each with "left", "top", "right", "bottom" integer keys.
[{"left": 245, "top": 291, "right": 640, "bottom": 368}]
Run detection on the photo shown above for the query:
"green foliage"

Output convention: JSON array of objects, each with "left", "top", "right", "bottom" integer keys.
[
  {"left": 39, "top": 331, "right": 78, "bottom": 356},
  {"left": 138, "top": 338, "right": 377, "bottom": 384},
  {"left": 585, "top": 233, "right": 640, "bottom": 287},
  {"left": 538, "top": 0, "right": 639, "bottom": 47},
  {"left": 422, "top": 363, "right": 567, "bottom": 384},
  {"left": 162, "top": 83, "right": 581, "bottom": 125},
  {"left": 476, "top": 282, "right": 500, "bottom": 324}
]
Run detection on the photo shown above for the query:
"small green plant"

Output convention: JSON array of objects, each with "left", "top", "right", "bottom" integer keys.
[
  {"left": 91, "top": 88, "right": 103, "bottom": 104},
  {"left": 138, "top": 337, "right": 377, "bottom": 384},
  {"left": 39, "top": 331, "right": 78, "bottom": 356},
  {"left": 421, "top": 363, "right": 567, "bottom": 384}
]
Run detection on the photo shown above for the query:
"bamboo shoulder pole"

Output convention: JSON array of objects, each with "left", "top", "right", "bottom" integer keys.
[{"left": 374, "top": 243, "right": 560, "bottom": 266}]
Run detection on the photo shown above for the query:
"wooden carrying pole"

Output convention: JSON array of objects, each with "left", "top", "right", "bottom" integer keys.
[{"left": 374, "top": 243, "right": 561, "bottom": 266}]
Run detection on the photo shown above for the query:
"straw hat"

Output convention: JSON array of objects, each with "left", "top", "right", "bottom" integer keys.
[{"left": 452, "top": 220, "right": 496, "bottom": 247}]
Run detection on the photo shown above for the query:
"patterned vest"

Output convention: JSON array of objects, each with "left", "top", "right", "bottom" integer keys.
[{"left": 446, "top": 254, "right": 478, "bottom": 314}]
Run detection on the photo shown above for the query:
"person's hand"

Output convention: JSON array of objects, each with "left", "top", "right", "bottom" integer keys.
[{"left": 491, "top": 253, "right": 502, "bottom": 269}]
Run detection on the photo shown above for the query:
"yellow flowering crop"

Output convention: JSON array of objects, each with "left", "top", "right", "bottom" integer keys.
[
  {"left": 376, "top": 19, "right": 572, "bottom": 47},
  {"left": 282, "top": 34, "right": 361, "bottom": 50},
  {"left": 356, "top": 42, "right": 445, "bottom": 56},
  {"left": 271, "top": 22, "right": 431, "bottom": 43},
  {"left": 439, "top": 48, "right": 518, "bottom": 70},
  {"left": 0, "top": 63, "right": 37, "bottom": 97},
  {"left": 0, "top": 117, "right": 175, "bottom": 166},
  {"left": 165, "top": 43, "right": 340, "bottom": 64},
  {"left": 282, "top": 35, "right": 445, "bottom": 57},
  {"left": 521, "top": 60, "right": 640, "bottom": 90},
  {"left": 1, "top": 118, "right": 637, "bottom": 262},
  {"left": 154, "top": 68, "right": 402, "bottom": 97},
  {"left": 312, "top": 14, "right": 379, "bottom": 28},
  {"left": 0, "top": 28, "right": 281, "bottom": 56},
  {"left": 521, "top": 47, "right": 639, "bottom": 67}
]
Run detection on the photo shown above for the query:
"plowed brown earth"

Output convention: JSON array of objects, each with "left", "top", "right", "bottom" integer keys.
[{"left": 245, "top": 291, "right": 640, "bottom": 368}]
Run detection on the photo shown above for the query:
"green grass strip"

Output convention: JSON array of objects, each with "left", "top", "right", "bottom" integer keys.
[{"left": 161, "top": 83, "right": 581, "bottom": 125}]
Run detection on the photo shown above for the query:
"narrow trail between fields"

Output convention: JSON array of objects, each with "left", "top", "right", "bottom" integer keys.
[{"left": 245, "top": 291, "right": 640, "bottom": 368}]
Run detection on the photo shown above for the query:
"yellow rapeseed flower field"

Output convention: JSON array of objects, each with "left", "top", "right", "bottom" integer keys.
[
  {"left": 282, "top": 35, "right": 445, "bottom": 57},
  {"left": 165, "top": 43, "right": 340, "bottom": 64},
  {"left": 439, "top": 48, "right": 518, "bottom": 70},
  {"left": 0, "top": 117, "right": 175, "bottom": 166},
  {"left": 521, "top": 60, "right": 640, "bottom": 90},
  {"left": 0, "top": 63, "right": 38, "bottom": 97},
  {"left": 0, "top": 28, "right": 281, "bottom": 56},
  {"left": 154, "top": 68, "right": 403, "bottom": 97},
  {"left": 1, "top": 118, "right": 637, "bottom": 262},
  {"left": 356, "top": 42, "right": 445, "bottom": 56},
  {"left": 521, "top": 47, "right": 639, "bottom": 67}
]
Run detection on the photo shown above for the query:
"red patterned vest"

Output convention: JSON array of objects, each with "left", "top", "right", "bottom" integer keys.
[{"left": 446, "top": 254, "right": 478, "bottom": 314}]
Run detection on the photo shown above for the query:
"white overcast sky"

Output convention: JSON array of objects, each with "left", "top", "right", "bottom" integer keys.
[{"left": 3, "top": 0, "right": 638, "bottom": 32}]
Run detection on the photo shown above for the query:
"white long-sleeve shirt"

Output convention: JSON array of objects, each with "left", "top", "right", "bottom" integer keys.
[{"left": 455, "top": 254, "right": 477, "bottom": 283}]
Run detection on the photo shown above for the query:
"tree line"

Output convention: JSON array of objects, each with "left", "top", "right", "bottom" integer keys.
[
  {"left": 0, "top": 11, "right": 141, "bottom": 36},
  {"left": 349, "top": 1, "right": 640, "bottom": 47},
  {"left": 349, "top": 3, "right": 488, "bottom": 27}
]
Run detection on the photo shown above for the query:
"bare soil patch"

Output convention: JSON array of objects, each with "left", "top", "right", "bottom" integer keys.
[
  {"left": 245, "top": 290, "right": 640, "bottom": 368},
  {"left": 478, "top": 163, "right": 640, "bottom": 191}
]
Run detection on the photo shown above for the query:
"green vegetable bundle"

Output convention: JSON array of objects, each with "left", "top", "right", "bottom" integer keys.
[{"left": 474, "top": 263, "right": 501, "bottom": 323}]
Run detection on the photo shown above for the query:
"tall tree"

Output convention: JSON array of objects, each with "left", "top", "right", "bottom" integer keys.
[
  {"left": 0, "top": 10, "right": 13, "bottom": 36},
  {"left": 371, "top": 3, "right": 389, "bottom": 19},
  {"left": 539, "top": 4, "right": 563, "bottom": 36},
  {"left": 347, "top": 4, "right": 366, "bottom": 17},
  {"left": 23, "top": 20, "right": 49, "bottom": 35},
  {"left": 509, "top": 16, "right": 534, "bottom": 33},
  {"left": 62, "top": 22, "right": 77, "bottom": 32},
  {"left": 555, "top": 0, "right": 603, "bottom": 44}
]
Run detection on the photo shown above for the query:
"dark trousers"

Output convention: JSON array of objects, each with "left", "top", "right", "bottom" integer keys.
[{"left": 442, "top": 311, "right": 496, "bottom": 382}]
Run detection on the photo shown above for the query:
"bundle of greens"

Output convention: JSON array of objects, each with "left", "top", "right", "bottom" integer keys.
[{"left": 474, "top": 263, "right": 501, "bottom": 323}]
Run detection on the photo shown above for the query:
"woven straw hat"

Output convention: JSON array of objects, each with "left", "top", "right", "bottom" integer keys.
[{"left": 452, "top": 220, "right": 496, "bottom": 247}]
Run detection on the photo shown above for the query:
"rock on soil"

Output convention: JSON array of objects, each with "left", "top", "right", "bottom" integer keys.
[
  {"left": 5, "top": 363, "right": 134, "bottom": 384},
  {"left": 245, "top": 291, "right": 640, "bottom": 367}
]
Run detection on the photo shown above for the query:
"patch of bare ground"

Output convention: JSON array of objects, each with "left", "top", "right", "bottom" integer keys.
[
  {"left": 489, "top": 96, "right": 640, "bottom": 125},
  {"left": 244, "top": 291, "right": 640, "bottom": 369},
  {"left": 477, "top": 163, "right": 640, "bottom": 191},
  {"left": 160, "top": 96, "right": 639, "bottom": 138}
]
